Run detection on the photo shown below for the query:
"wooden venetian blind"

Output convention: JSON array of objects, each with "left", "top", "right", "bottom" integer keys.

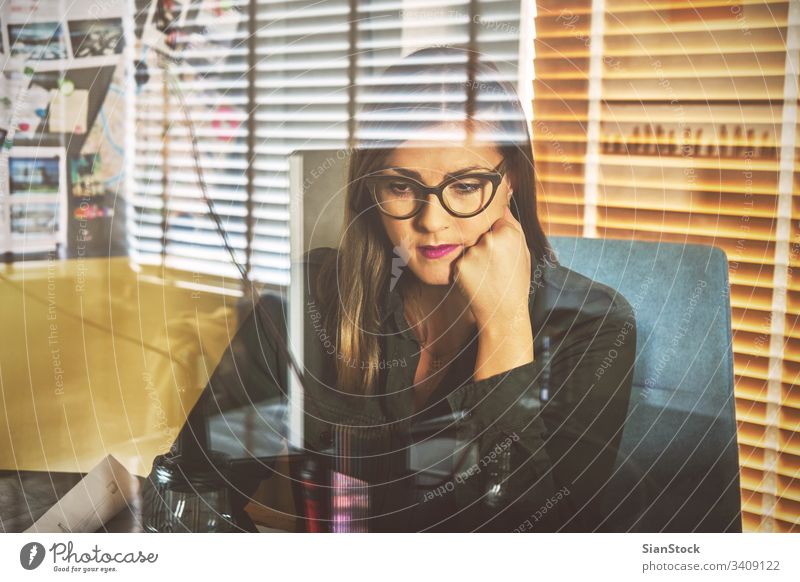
[{"left": 533, "top": 0, "right": 799, "bottom": 532}]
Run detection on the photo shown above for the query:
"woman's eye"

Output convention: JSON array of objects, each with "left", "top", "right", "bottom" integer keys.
[
  {"left": 452, "top": 181, "right": 481, "bottom": 194},
  {"left": 389, "top": 182, "right": 414, "bottom": 195}
]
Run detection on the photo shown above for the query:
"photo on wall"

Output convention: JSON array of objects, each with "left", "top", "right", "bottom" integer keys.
[
  {"left": 8, "top": 156, "right": 61, "bottom": 195},
  {"left": 7, "top": 21, "right": 68, "bottom": 61},
  {"left": 10, "top": 203, "right": 59, "bottom": 235},
  {"left": 154, "top": 0, "right": 189, "bottom": 33},
  {"left": 15, "top": 67, "right": 117, "bottom": 149},
  {"left": 0, "top": 70, "right": 50, "bottom": 138},
  {"left": 68, "top": 18, "right": 125, "bottom": 58},
  {"left": 69, "top": 153, "right": 110, "bottom": 197}
]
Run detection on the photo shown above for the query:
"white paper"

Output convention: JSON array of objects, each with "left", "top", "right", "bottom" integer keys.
[
  {"left": 48, "top": 88, "right": 88, "bottom": 133},
  {"left": 25, "top": 455, "right": 140, "bottom": 533}
]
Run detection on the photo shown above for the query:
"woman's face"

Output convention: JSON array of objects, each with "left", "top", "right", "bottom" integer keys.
[{"left": 376, "top": 136, "right": 514, "bottom": 286}]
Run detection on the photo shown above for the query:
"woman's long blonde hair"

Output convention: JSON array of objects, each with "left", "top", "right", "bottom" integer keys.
[{"left": 316, "top": 47, "right": 556, "bottom": 396}]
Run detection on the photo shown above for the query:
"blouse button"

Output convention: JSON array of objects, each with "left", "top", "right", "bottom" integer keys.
[{"left": 319, "top": 429, "right": 333, "bottom": 445}]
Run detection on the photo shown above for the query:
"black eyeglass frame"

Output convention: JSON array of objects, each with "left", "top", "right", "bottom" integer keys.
[{"left": 363, "top": 159, "right": 507, "bottom": 219}]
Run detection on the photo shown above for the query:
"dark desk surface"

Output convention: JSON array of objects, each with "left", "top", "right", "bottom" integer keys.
[{"left": 0, "top": 470, "right": 144, "bottom": 533}]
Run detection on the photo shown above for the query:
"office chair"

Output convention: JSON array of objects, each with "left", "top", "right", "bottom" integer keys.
[{"left": 549, "top": 236, "right": 742, "bottom": 532}]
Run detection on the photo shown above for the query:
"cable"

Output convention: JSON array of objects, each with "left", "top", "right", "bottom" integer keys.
[{"left": 155, "top": 49, "right": 311, "bottom": 413}]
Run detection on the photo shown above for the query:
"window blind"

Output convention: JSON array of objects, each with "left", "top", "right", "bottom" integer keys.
[
  {"left": 132, "top": 0, "right": 525, "bottom": 285},
  {"left": 130, "top": 0, "right": 253, "bottom": 279},
  {"left": 533, "top": 0, "right": 799, "bottom": 532}
]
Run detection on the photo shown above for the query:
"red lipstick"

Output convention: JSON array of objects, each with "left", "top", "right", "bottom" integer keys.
[{"left": 418, "top": 244, "right": 460, "bottom": 259}]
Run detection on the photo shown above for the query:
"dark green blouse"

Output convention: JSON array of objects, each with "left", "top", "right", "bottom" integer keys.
[{"left": 148, "top": 246, "right": 636, "bottom": 532}]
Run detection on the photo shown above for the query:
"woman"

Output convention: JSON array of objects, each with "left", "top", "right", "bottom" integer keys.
[{"left": 145, "top": 47, "right": 637, "bottom": 533}]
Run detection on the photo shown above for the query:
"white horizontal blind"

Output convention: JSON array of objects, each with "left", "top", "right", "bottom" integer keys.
[
  {"left": 131, "top": 0, "right": 253, "bottom": 279},
  {"left": 252, "top": 0, "right": 352, "bottom": 284},
  {"left": 355, "top": 0, "right": 524, "bottom": 140},
  {"left": 132, "top": 0, "right": 524, "bottom": 285}
]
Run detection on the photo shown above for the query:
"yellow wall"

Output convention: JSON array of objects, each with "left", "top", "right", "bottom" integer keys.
[{"left": 0, "top": 257, "right": 241, "bottom": 476}]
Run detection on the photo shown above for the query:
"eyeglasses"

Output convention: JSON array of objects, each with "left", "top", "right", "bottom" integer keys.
[{"left": 364, "top": 159, "right": 506, "bottom": 219}]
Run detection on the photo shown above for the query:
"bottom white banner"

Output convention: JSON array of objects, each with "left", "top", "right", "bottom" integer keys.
[{"left": 0, "top": 533, "right": 797, "bottom": 581}]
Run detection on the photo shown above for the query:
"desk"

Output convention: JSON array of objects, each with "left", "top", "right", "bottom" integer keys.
[
  {"left": 0, "top": 257, "right": 238, "bottom": 477},
  {"left": 0, "top": 467, "right": 292, "bottom": 533}
]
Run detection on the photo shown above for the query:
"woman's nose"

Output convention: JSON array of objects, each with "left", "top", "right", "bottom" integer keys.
[{"left": 415, "top": 194, "right": 451, "bottom": 231}]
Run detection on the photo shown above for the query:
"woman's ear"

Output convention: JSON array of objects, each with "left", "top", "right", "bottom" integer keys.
[{"left": 502, "top": 168, "right": 516, "bottom": 205}]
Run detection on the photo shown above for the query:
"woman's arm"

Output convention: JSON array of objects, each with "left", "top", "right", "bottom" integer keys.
[
  {"left": 445, "top": 296, "right": 636, "bottom": 532},
  {"left": 472, "top": 309, "right": 534, "bottom": 382}
]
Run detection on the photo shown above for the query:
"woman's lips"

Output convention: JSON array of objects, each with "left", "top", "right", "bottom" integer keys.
[{"left": 418, "top": 244, "right": 460, "bottom": 259}]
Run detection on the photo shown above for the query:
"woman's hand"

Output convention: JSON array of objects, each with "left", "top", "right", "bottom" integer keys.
[
  {"left": 451, "top": 205, "right": 535, "bottom": 381},
  {"left": 451, "top": 205, "right": 532, "bottom": 331}
]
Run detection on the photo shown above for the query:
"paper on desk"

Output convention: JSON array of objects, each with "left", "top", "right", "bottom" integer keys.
[{"left": 25, "top": 455, "right": 139, "bottom": 533}]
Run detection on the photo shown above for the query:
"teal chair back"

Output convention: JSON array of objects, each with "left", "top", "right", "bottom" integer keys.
[{"left": 550, "top": 236, "right": 742, "bottom": 532}]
